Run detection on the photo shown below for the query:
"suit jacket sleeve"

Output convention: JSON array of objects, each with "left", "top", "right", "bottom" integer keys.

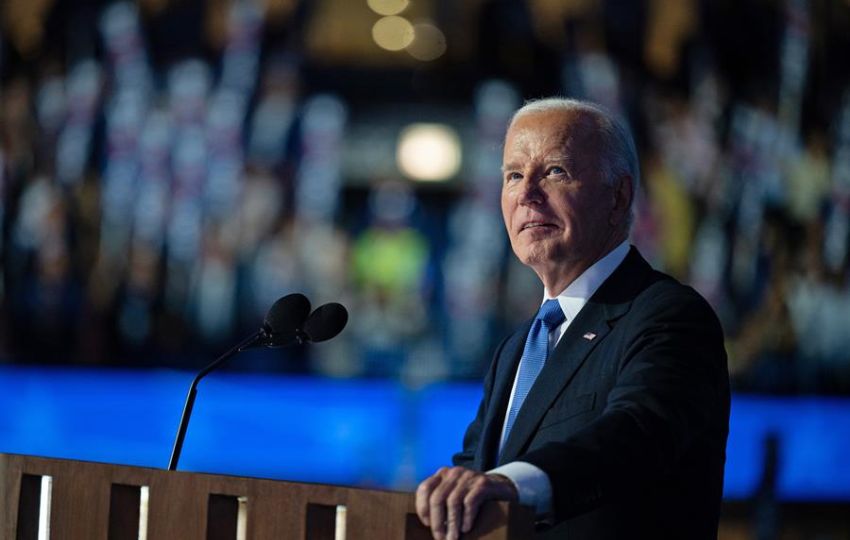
[{"left": 518, "top": 285, "right": 729, "bottom": 520}]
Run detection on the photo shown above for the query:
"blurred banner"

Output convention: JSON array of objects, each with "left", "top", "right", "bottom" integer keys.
[{"left": 1, "top": 365, "right": 849, "bottom": 502}]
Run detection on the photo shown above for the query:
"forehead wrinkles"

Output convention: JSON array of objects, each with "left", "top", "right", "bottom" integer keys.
[{"left": 503, "top": 112, "right": 599, "bottom": 169}]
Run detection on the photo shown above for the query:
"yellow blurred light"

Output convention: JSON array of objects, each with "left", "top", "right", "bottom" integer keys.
[
  {"left": 367, "top": 0, "right": 409, "bottom": 16},
  {"left": 406, "top": 23, "right": 447, "bottom": 61},
  {"left": 372, "top": 16, "right": 415, "bottom": 52},
  {"left": 396, "top": 124, "right": 462, "bottom": 182}
]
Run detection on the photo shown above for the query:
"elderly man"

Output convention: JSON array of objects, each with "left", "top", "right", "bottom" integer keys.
[{"left": 416, "top": 98, "right": 730, "bottom": 539}]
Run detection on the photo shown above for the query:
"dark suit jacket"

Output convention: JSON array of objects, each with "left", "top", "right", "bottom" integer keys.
[{"left": 454, "top": 247, "right": 730, "bottom": 539}]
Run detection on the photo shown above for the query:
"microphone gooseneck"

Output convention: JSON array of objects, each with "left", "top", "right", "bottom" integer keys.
[
  {"left": 167, "top": 331, "right": 264, "bottom": 471},
  {"left": 167, "top": 294, "right": 347, "bottom": 471}
]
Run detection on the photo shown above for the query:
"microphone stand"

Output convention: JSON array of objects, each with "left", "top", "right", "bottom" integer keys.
[
  {"left": 166, "top": 292, "right": 320, "bottom": 471},
  {"left": 168, "top": 330, "right": 268, "bottom": 471}
]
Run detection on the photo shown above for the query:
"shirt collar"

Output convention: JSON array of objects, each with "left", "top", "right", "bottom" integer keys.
[{"left": 543, "top": 240, "right": 630, "bottom": 323}]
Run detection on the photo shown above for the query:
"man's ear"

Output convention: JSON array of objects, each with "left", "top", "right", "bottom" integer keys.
[{"left": 609, "top": 174, "right": 634, "bottom": 227}]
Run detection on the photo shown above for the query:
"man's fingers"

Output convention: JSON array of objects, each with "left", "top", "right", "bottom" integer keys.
[
  {"left": 415, "top": 469, "right": 445, "bottom": 527},
  {"left": 429, "top": 470, "right": 458, "bottom": 539},
  {"left": 416, "top": 467, "right": 518, "bottom": 539},
  {"left": 461, "top": 476, "right": 488, "bottom": 533},
  {"left": 445, "top": 488, "right": 467, "bottom": 540},
  {"left": 428, "top": 491, "right": 446, "bottom": 539}
]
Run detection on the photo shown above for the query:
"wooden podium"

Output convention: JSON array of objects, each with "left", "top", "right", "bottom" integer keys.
[{"left": 1, "top": 454, "right": 533, "bottom": 539}]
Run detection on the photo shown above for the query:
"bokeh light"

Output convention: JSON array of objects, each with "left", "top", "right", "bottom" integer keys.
[
  {"left": 406, "top": 23, "right": 447, "bottom": 61},
  {"left": 367, "top": 0, "right": 409, "bottom": 17},
  {"left": 371, "top": 16, "right": 415, "bottom": 52},
  {"left": 396, "top": 123, "right": 462, "bottom": 182}
]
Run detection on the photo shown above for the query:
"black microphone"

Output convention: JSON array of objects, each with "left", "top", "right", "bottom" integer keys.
[
  {"left": 167, "top": 293, "right": 341, "bottom": 471},
  {"left": 250, "top": 293, "right": 312, "bottom": 349},
  {"left": 303, "top": 302, "right": 348, "bottom": 342}
]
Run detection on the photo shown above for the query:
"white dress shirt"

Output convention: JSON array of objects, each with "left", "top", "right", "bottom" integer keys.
[{"left": 488, "top": 241, "right": 630, "bottom": 515}]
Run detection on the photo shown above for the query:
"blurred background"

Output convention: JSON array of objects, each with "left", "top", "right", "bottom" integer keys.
[{"left": 2, "top": 0, "right": 850, "bottom": 537}]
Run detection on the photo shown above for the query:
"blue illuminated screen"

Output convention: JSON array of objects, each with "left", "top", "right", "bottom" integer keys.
[{"left": 1, "top": 366, "right": 848, "bottom": 501}]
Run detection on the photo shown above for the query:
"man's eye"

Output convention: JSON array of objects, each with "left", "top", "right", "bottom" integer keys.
[
  {"left": 548, "top": 166, "right": 566, "bottom": 176},
  {"left": 505, "top": 172, "right": 522, "bottom": 182}
]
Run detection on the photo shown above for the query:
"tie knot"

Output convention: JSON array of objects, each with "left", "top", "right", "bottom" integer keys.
[{"left": 537, "top": 299, "right": 565, "bottom": 328}]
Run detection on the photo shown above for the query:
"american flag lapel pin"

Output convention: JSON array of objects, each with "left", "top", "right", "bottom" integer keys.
[{"left": 582, "top": 332, "right": 597, "bottom": 341}]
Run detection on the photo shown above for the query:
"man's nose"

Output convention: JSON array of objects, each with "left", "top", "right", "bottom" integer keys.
[{"left": 517, "top": 176, "right": 544, "bottom": 205}]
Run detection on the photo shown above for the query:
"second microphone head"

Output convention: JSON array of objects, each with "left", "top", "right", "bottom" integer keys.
[{"left": 303, "top": 303, "right": 348, "bottom": 343}]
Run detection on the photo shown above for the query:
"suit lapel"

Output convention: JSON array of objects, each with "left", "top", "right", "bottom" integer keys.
[
  {"left": 496, "top": 248, "right": 652, "bottom": 465},
  {"left": 474, "top": 323, "right": 529, "bottom": 470}
]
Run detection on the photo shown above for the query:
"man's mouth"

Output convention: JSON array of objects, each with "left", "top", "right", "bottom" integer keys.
[{"left": 520, "top": 221, "right": 557, "bottom": 232}]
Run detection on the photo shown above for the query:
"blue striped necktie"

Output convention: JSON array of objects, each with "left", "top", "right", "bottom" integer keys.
[{"left": 501, "top": 299, "right": 566, "bottom": 450}]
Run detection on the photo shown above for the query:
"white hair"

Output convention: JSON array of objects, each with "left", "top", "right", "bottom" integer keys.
[{"left": 510, "top": 98, "right": 640, "bottom": 228}]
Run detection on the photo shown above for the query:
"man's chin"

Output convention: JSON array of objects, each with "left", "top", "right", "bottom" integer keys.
[
  {"left": 515, "top": 247, "right": 554, "bottom": 268},
  {"left": 516, "top": 244, "right": 585, "bottom": 271}
]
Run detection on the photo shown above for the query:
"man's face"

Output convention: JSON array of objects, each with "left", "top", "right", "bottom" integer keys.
[{"left": 501, "top": 109, "right": 624, "bottom": 282}]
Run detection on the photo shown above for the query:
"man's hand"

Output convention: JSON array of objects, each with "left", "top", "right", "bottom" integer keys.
[{"left": 415, "top": 467, "right": 518, "bottom": 540}]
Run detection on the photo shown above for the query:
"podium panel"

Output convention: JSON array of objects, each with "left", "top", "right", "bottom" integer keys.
[{"left": 1, "top": 454, "right": 533, "bottom": 540}]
